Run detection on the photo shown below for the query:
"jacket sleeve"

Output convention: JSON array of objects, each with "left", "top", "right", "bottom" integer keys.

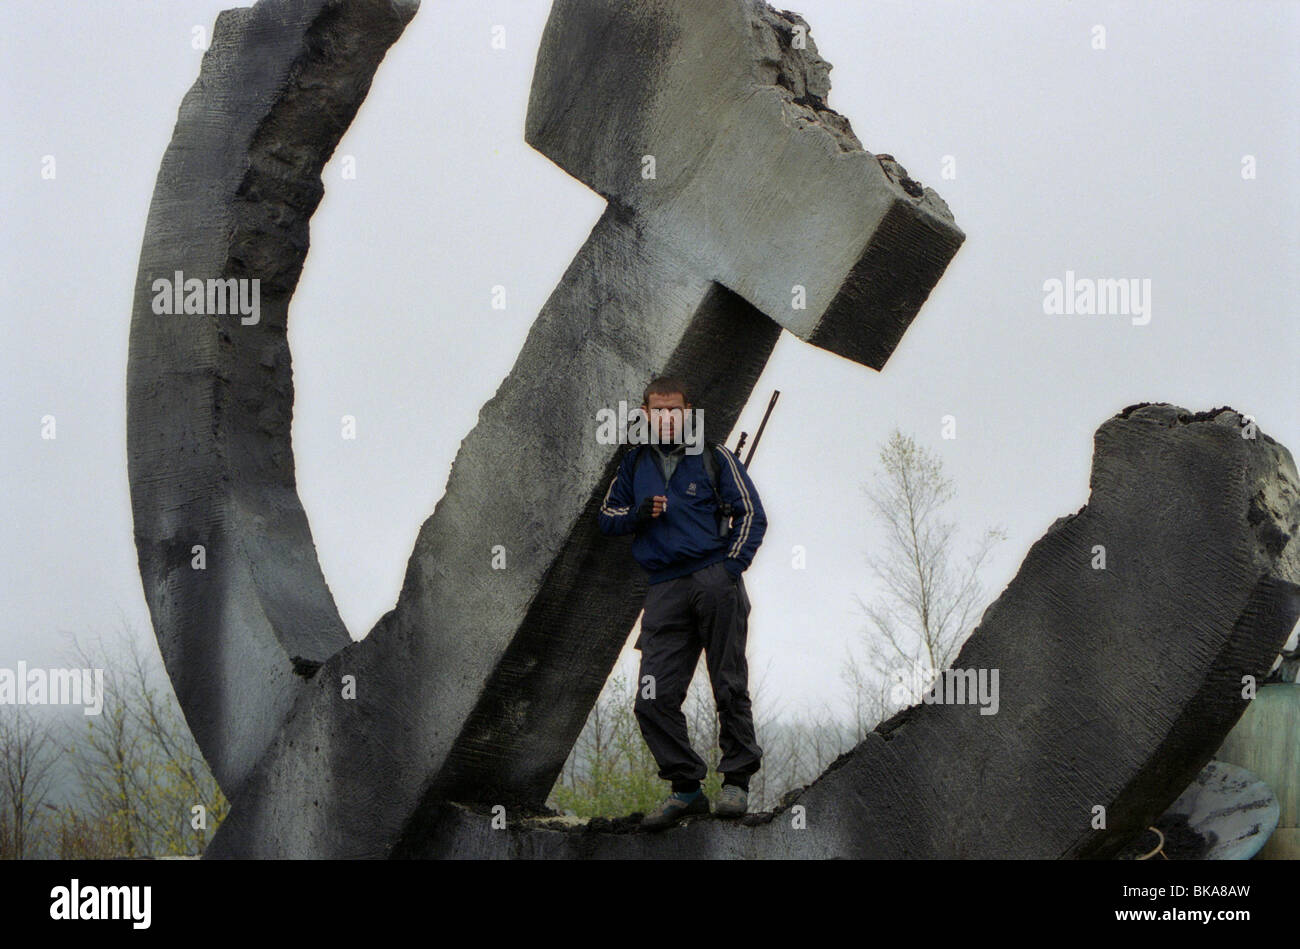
[
  {"left": 715, "top": 445, "right": 767, "bottom": 570},
  {"left": 598, "top": 452, "right": 640, "bottom": 536}
]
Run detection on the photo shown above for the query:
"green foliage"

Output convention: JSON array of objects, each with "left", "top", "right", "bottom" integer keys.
[
  {"left": 59, "top": 633, "right": 229, "bottom": 857},
  {"left": 549, "top": 669, "right": 735, "bottom": 818},
  {"left": 550, "top": 672, "right": 656, "bottom": 817},
  {"left": 0, "top": 629, "right": 228, "bottom": 859}
]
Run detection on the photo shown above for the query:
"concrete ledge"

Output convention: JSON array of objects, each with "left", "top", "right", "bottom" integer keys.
[{"left": 409, "top": 406, "right": 1300, "bottom": 858}]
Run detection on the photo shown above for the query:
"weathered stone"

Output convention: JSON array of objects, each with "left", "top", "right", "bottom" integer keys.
[
  {"left": 126, "top": 0, "right": 419, "bottom": 798},
  {"left": 128, "top": 0, "right": 963, "bottom": 858},
  {"left": 411, "top": 407, "right": 1300, "bottom": 858},
  {"left": 525, "top": 0, "right": 964, "bottom": 369}
]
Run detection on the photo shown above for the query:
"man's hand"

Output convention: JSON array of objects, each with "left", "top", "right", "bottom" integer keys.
[{"left": 636, "top": 495, "right": 668, "bottom": 523}]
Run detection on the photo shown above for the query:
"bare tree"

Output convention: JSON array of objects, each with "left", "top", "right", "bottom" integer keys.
[
  {"left": 55, "top": 628, "right": 228, "bottom": 857},
  {"left": 845, "top": 429, "right": 1005, "bottom": 724},
  {"left": 0, "top": 706, "right": 59, "bottom": 858},
  {"left": 839, "top": 648, "right": 896, "bottom": 743}
]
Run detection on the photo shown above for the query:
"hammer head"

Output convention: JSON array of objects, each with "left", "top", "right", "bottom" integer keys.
[{"left": 525, "top": 0, "right": 964, "bottom": 370}]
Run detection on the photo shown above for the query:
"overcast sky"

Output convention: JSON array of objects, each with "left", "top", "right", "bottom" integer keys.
[{"left": 2, "top": 0, "right": 1296, "bottom": 729}]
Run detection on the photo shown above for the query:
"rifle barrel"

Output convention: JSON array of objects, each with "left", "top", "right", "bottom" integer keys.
[{"left": 742, "top": 390, "right": 780, "bottom": 467}]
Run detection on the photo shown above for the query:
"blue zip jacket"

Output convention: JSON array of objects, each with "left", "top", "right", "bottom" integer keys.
[{"left": 598, "top": 442, "right": 767, "bottom": 584}]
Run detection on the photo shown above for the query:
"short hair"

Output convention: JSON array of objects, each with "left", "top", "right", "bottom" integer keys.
[{"left": 642, "top": 375, "right": 692, "bottom": 406}]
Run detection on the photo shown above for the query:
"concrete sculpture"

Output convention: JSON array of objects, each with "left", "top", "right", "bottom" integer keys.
[
  {"left": 127, "top": 0, "right": 1298, "bottom": 860},
  {"left": 128, "top": 0, "right": 963, "bottom": 858},
  {"left": 413, "top": 405, "right": 1300, "bottom": 857}
]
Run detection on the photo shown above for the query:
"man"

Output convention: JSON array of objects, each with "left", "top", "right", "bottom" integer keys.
[{"left": 598, "top": 376, "right": 767, "bottom": 830}]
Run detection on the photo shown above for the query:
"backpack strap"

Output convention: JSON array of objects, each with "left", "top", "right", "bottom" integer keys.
[
  {"left": 700, "top": 441, "right": 722, "bottom": 503},
  {"left": 702, "top": 441, "right": 734, "bottom": 539}
]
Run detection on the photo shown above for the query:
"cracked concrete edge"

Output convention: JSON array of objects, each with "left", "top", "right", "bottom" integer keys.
[
  {"left": 406, "top": 405, "right": 1300, "bottom": 858},
  {"left": 743, "top": 0, "right": 954, "bottom": 223},
  {"left": 1113, "top": 403, "right": 1300, "bottom": 682},
  {"left": 524, "top": 0, "right": 963, "bottom": 364}
]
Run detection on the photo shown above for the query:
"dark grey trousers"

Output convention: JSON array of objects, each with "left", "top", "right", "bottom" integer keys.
[{"left": 633, "top": 560, "right": 762, "bottom": 786}]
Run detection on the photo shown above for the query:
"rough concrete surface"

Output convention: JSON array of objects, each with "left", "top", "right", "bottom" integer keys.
[
  {"left": 525, "top": 0, "right": 965, "bottom": 370},
  {"left": 125, "top": 0, "right": 1300, "bottom": 863},
  {"left": 126, "top": 0, "right": 419, "bottom": 799},
  {"left": 411, "top": 406, "right": 1300, "bottom": 858},
  {"left": 126, "top": 0, "right": 1300, "bottom": 863},
  {"left": 125, "top": 0, "right": 964, "bottom": 857}
]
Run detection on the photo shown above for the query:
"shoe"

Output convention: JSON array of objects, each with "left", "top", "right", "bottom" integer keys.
[
  {"left": 641, "top": 791, "right": 711, "bottom": 831},
  {"left": 714, "top": 784, "right": 748, "bottom": 818}
]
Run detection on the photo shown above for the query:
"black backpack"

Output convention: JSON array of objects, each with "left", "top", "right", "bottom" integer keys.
[{"left": 627, "top": 440, "right": 734, "bottom": 538}]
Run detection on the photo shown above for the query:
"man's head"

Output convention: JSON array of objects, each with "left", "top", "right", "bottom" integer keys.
[{"left": 641, "top": 376, "right": 694, "bottom": 447}]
